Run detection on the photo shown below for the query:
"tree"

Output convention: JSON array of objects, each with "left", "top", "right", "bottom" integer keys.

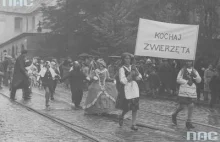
[
  {"left": 87, "top": 0, "right": 138, "bottom": 55},
  {"left": 41, "top": 0, "right": 220, "bottom": 57},
  {"left": 41, "top": 0, "right": 104, "bottom": 56}
]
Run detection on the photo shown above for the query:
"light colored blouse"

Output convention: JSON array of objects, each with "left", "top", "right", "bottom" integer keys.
[
  {"left": 37, "top": 67, "right": 57, "bottom": 81},
  {"left": 119, "top": 65, "right": 142, "bottom": 99},
  {"left": 177, "top": 68, "right": 201, "bottom": 98}
]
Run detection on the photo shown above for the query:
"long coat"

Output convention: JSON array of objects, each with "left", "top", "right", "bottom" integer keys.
[
  {"left": 158, "top": 62, "right": 173, "bottom": 88},
  {"left": 61, "top": 69, "right": 86, "bottom": 89},
  {"left": 11, "top": 55, "right": 29, "bottom": 89}
]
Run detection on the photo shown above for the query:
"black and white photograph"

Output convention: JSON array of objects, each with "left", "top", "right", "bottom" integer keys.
[{"left": 0, "top": 0, "right": 220, "bottom": 141}]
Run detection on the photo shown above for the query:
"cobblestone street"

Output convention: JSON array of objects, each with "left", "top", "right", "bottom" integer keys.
[
  {"left": 0, "top": 94, "right": 90, "bottom": 142},
  {"left": 0, "top": 85, "right": 220, "bottom": 142},
  {"left": 1, "top": 0, "right": 220, "bottom": 141}
]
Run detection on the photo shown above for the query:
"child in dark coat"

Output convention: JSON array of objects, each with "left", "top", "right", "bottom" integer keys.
[{"left": 61, "top": 61, "right": 88, "bottom": 109}]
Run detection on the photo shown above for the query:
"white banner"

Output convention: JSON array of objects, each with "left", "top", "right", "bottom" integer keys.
[{"left": 135, "top": 18, "right": 199, "bottom": 60}]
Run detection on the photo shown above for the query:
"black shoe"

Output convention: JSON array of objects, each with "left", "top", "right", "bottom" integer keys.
[
  {"left": 131, "top": 125, "right": 138, "bottom": 131},
  {"left": 172, "top": 114, "right": 177, "bottom": 125},
  {"left": 119, "top": 116, "right": 123, "bottom": 127},
  {"left": 74, "top": 106, "right": 82, "bottom": 110},
  {"left": 186, "top": 121, "right": 195, "bottom": 129},
  {"left": 23, "top": 97, "right": 31, "bottom": 101},
  {"left": 10, "top": 97, "right": 16, "bottom": 101}
]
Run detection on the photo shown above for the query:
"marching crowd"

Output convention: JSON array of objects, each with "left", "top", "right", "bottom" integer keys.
[{"left": 1, "top": 50, "right": 220, "bottom": 131}]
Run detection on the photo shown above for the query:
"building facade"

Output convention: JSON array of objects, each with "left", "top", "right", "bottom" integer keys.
[
  {"left": 0, "top": 33, "right": 59, "bottom": 61},
  {"left": 0, "top": 0, "right": 56, "bottom": 61},
  {"left": 0, "top": 0, "right": 56, "bottom": 44}
]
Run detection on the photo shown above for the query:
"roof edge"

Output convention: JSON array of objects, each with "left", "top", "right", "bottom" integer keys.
[{"left": 0, "top": 33, "right": 45, "bottom": 48}]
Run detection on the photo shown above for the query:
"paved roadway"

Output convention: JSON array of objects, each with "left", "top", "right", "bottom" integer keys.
[{"left": 0, "top": 85, "right": 220, "bottom": 142}]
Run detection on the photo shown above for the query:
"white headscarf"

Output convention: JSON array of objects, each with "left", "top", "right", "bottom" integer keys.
[{"left": 38, "top": 61, "right": 57, "bottom": 80}]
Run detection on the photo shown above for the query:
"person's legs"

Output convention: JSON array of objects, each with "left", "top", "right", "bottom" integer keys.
[
  {"left": 196, "top": 84, "right": 201, "bottom": 101},
  {"left": 203, "top": 91, "right": 208, "bottom": 102},
  {"left": 70, "top": 87, "right": 76, "bottom": 104},
  {"left": 172, "top": 104, "right": 184, "bottom": 125},
  {"left": 3, "top": 72, "right": 8, "bottom": 86},
  {"left": 210, "top": 92, "right": 217, "bottom": 108},
  {"left": 131, "top": 110, "right": 138, "bottom": 130},
  {"left": 22, "top": 81, "right": 31, "bottom": 100},
  {"left": 186, "top": 103, "right": 195, "bottom": 129},
  {"left": 75, "top": 89, "right": 83, "bottom": 107},
  {"left": 45, "top": 87, "right": 50, "bottom": 107},
  {"left": 51, "top": 81, "right": 57, "bottom": 100},
  {"left": 119, "top": 109, "right": 129, "bottom": 126},
  {"left": 10, "top": 87, "right": 17, "bottom": 100},
  {"left": 0, "top": 76, "right": 2, "bottom": 89}
]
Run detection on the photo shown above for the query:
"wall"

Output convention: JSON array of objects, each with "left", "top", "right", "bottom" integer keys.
[
  {"left": 0, "top": 36, "right": 28, "bottom": 61},
  {"left": 26, "top": 34, "right": 57, "bottom": 58},
  {"left": 0, "top": 34, "right": 58, "bottom": 61},
  {"left": 0, "top": 11, "right": 48, "bottom": 44}
]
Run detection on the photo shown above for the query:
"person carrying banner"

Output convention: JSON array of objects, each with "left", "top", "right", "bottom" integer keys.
[
  {"left": 116, "top": 53, "right": 142, "bottom": 131},
  {"left": 171, "top": 60, "right": 201, "bottom": 129}
]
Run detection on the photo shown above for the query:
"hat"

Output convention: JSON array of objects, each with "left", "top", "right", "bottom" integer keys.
[
  {"left": 74, "top": 61, "right": 81, "bottom": 67},
  {"left": 121, "top": 52, "right": 134, "bottom": 59},
  {"left": 45, "top": 61, "right": 51, "bottom": 67},
  {"left": 51, "top": 61, "right": 56, "bottom": 66},
  {"left": 146, "top": 58, "right": 152, "bottom": 63},
  {"left": 97, "top": 59, "right": 106, "bottom": 67},
  {"left": 79, "top": 53, "right": 90, "bottom": 57},
  {"left": 5, "top": 55, "right": 12, "bottom": 59}
]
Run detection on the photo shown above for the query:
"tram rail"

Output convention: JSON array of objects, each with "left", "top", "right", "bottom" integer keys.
[
  {"left": 54, "top": 87, "right": 220, "bottom": 131},
  {"left": 0, "top": 92, "right": 102, "bottom": 142}
]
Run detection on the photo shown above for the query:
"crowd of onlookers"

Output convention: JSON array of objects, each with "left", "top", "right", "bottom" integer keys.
[{"left": 0, "top": 54, "right": 220, "bottom": 106}]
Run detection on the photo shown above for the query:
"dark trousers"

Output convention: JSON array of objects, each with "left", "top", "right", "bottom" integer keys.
[
  {"left": 10, "top": 81, "right": 30, "bottom": 100},
  {"left": 51, "top": 80, "right": 57, "bottom": 99},
  {"left": 70, "top": 87, "right": 83, "bottom": 107},
  {"left": 196, "top": 83, "right": 203, "bottom": 100},
  {"left": 0, "top": 76, "right": 2, "bottom": 87},
  {"left": 3, "top": 72, "right": 9, "bottom": 86},
  {"left": 210, "top": 92, "right": 219, "bottom": 108}
]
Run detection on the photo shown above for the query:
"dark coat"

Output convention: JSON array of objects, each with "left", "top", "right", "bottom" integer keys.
[
  {"left": 209, "top": 75, "right": 220, "bottom": 95},
  {"left": 11, "top": 55, "right": 29, "bottom": 88},
  {"left": 158, "top": 62, "right": 172, "bottom": 86},
  {"left": 61, "top": 69, "right": 86, "bottom": 89}
]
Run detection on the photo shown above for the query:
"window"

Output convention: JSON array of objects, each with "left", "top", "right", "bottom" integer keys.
[
  {"left": 0, "top": 18, "right": 5, "bottom": 35},
  {"left": 12, "top": 46, "right": 15, "bottom": 58},
  {"left": 8, "top": 48, "right": 10, "bottom": 55},
  {"left": 32, "top": 16, "right": 35, "bottom": 30},
  {"left": 14, "top": 17, "right": 23, "bottom": 32},
  {"left": 21, "top": 44, "right": 25, "bottom": 51},
  {"left": 16, "top": 46, "right": 18, "bottom": 55}
]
